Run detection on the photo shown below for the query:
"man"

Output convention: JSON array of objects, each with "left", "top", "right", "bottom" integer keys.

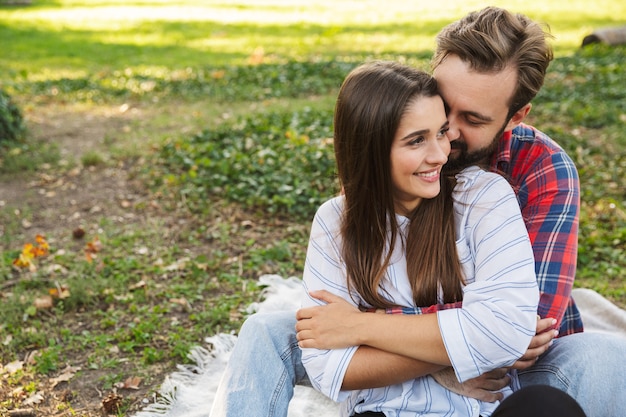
[{"left": 211, "top": 7, "right": 626, "bottom": 417}]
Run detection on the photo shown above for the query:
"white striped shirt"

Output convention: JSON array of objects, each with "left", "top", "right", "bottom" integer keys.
[{"left": 300, "top": 166, "right": 539, "bottom": 417}]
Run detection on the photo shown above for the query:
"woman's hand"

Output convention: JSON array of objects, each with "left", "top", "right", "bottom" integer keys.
[{"left": 296, "top": 290, "right": 364, "bottom": 349}]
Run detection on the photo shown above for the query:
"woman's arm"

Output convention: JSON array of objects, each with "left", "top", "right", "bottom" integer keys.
[
  {"left": 297, "top": 290, "right": 446, "bottom": 389},
  {"left": 299, "top": 197, "right": 452, "bottom": 399},
  {"left": 301, "top": 171, "right": 539, "bottom": 386}
]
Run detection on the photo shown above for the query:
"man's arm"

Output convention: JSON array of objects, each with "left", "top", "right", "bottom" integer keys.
[{"left": 517, "top": 150, "right": 580, "bottom": 334}]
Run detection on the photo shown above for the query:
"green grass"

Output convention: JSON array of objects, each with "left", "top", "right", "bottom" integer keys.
[
  {"left": 0, "top": 0, "right": 625, "bottom": 413},
  {"left": 1, "top": 0, "right": 624, "bottom": 103}
]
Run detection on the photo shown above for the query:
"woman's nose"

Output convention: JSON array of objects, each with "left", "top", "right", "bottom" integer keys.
[{"left": 428, "top": 139, "right": 449, "bottom": 164}]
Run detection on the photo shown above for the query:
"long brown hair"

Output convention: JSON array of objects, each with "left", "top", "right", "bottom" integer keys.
[{"left": 334, "top": 61, "right": 464, "bottom": 308}]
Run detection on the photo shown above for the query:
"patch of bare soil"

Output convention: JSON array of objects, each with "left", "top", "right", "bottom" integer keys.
[
  {"left": 1, "top": 104, "right": 149, "bottom": 236},
  {"left": 0, "top": 104, "right": 177, "bottom": 416}
]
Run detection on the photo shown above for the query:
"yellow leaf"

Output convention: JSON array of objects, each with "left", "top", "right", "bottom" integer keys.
[
  {"left": 13, "top": 251, "right": 34, "bottom": 268},
  {"left": 85, "top": 236, "right": 102, "bottom": 262},
  {"left": 35, "top": 234, "right": 49, "bottom": 253},
  {"left": 12, "top": 235, "right": 50, "bottom": 269},
  {"left": 49, "top": 286, "right": 70, "bottom": 299}
]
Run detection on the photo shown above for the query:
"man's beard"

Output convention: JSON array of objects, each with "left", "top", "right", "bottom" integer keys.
[{"left": 443, "top": 126, "right": 506, "bottom": 174}]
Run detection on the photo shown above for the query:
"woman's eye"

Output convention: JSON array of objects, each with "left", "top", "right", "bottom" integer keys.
[
  {"left": 437, "top": 128, "right": 449, "bottom": 138},
  {"left": 409, "top": 136, "right": 425, "bottom": 146}
]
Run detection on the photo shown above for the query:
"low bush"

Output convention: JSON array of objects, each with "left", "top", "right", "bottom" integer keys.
[
  {"left": 150, "top": 107, "right": 338, "bottom": 219},
  {"left": 0, "top": 88, "right": 26, "bottom": 144}
]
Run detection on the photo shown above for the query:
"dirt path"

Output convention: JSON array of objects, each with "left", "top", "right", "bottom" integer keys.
[
  {"left": 1, "top": 104, "right": 169, "bottom": 416},
  {"left": 1, "top": 104, "right": 141, "bottom": 236}
]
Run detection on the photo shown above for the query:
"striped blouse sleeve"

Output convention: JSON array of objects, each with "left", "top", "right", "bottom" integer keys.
[
  {"left": 299, "top": 197, "right": 359, "bottom": 402},
  {"left": 438, "top": 169, "right": 540, "bottom": 383}
]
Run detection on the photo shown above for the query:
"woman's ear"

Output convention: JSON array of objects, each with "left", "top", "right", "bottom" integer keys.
[{"left": 504, "top": 103, "right": 532, "bottom": 132}]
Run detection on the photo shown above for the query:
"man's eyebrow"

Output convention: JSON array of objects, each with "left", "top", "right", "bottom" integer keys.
[{"left": 462, "top": 110, "right": 493, "bottom": 122}]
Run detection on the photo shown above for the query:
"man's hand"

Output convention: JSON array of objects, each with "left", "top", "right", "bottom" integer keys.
[
  {"left": 431, "top": 367, "right": 510, "bottom": 402},
  {"left": 296, "top": 290, "right": 364, "bottom": 349},
  {"left": 511, "top": 317, "right": 558, "bottom": 370}
]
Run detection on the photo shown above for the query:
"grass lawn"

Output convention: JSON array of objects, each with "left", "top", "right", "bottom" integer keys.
[{"left": 0, "top": 0, "right": 625, "bottom": 414}]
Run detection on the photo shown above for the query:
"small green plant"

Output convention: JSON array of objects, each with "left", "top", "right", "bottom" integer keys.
[
  {"left": 150, "top": 107, "right": 338, "bottom": 218},
  {"left": 0, "top": 88, "right": 25, "bottom": 144},
  {"left": 33, "top": 345, "right": 61, "bottom": 375},
  {"left": 141, "top": 347, "right": 164, "bottom": 365},
  {"left": 81, "top": 150, "right": 105, "bottom": 167}
]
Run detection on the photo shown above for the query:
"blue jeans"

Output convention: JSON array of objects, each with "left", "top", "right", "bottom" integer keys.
[
  {"left": 210, "top": 311, "right": 308, "bottom": 417},
  {"left": 518, "top": 331, "right": 626, "bottom": 417},
  {"left": 210, "top": 311, "right": 626, "bottom": 417}
]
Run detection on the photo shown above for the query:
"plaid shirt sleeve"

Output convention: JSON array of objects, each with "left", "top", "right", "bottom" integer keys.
[{"left": 509, "top": 136, "right": 582, "bottom": 335}]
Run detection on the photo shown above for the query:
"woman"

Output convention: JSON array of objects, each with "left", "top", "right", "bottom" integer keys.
[{"left": 296, "top": 61, "right": 585, "bottom": 417}]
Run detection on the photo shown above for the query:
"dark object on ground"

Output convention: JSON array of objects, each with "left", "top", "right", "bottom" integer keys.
[
  {"left": 0, "top": 89, "right": 26, "bottom": 144},
  {"left": 582, "top": 26, "right": 626, "bottom": 46}
]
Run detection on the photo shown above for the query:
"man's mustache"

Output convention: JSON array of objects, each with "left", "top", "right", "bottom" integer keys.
[{"left": 450, "top": 140, "right": 467, "bottom": 151}]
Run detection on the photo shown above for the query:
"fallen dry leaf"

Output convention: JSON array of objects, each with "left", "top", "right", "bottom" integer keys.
[
  {"left": 1, "top": 360, "right": 24, "bottom": 375},
  {"left": 24, "top": 350, "right": 40, "bottom": 366},
  {"left": 129, "top": 280, "right": 147, "bottom": 291},
  {"left": 34, "top": 295, "right": 54, "bottom": 309},
  {"left": 22, "top": 391, "right": 44, "bottom": 406},
  {"left": 12, "top": 235, "right": 50, "bottom": 271},
  {"left": 50, "top": 372, "right": 73, "bottom": 388},
  {"left": 115, "top": 375, "right": 142, "bottom": 390},
  {"left": 43, "top": 263, "right": 68, "bottom": 274},
  {"left": 163, "top": 257, "right": 190, "bottom": 271},
  {"left": 11, "top": 386, "right": 25, "bottom": 398},
  {"left": 85, "top": 236, "right": 102, "bottom": 262},
  {"left": 169, "top": 297, "right": 190, "bottom": 308},
  {"left": 12, "top": 244, "right": 35, "bottom": 270},
  {"left": 50, "top": 365, "right": 81, "bottom": 388},
  {"left": 49, "top": 285, "right": 71, "bottom": 299}
]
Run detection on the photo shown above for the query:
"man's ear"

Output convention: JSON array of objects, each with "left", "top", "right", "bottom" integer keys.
[{"left": 504, "top": 103, "right": 532, "bottom": 132}]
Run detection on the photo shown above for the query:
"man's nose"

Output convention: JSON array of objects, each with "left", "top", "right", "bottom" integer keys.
[{"left": 446, "top": 120, "right": 461, "bottom": 142}]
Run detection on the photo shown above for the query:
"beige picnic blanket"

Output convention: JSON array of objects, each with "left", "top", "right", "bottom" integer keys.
[
  {"left": 571, "top": 287, "right": 626, "bottom": 335},
  {"left": 134, "top": 276, "right": 626, "bottom": 417}
]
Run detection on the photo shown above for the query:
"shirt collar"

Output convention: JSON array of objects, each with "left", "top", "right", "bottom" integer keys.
[{"left": 493, "top": 129, "right": 513, "bottom": 168}]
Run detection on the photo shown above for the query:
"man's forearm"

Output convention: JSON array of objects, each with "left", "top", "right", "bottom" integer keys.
[{"left": 342, "top": 345, "right": 445, "bottom": 390}]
